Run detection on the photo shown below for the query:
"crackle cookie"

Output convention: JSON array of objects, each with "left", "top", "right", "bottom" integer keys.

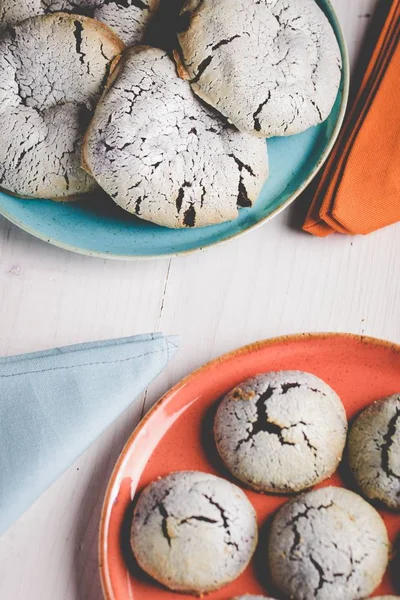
[
  {"left": 131, "top": 471, "right": 258, "bottom": 593},
  {"left": 0, "top": 0, "right": 159, "bottom": 45},
  {"left": 268, "top": 486, "right": 390, "bottom": 600},
  {"left": 214, "top": 371, "right": 347, "bottom": 493},
  {"left": 0, "top": 14, "right": 124, "bottom": 200},
  {"left": 83, "top": 46, "right": 268, "bottom": 228},
  {"left": 348, "top": 393, "right": 400, "bottom": 510},
  {"left": 176, "top": 0, "right": 342, "bottom": 137}
]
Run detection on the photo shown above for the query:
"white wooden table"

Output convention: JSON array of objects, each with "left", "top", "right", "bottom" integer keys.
[{"left": 0, "top": 1, "right": 398, "bottom": 598}]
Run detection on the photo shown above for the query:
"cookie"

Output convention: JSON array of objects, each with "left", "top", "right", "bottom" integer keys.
[
  {"left": 0, "top": 14, "right": 124, "bottom": 200},
  {"left": 0, "top": 0, "right": 159, "bottom": 46},
  {"left": 177, "top": 0, "right": 342, "bottom": 137},
  {"left": 214, "top": 371, "right": 347, "bottom": 493},
  {"left": 348, "top": 394, "right": 400, "bottom": 510},
  {"left": 131, "top": 471, "right": 258, "bottom": 593},
  {"left": 268, "top": 487, "right": 389, "bottom": 600},
  {"left": 83, "top": 46, "right": 268, "bottom": 228}
]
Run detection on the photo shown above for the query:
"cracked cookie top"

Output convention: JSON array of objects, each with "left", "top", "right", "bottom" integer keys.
[
  {"left": 0, "top": 14, "right": 124, "bottom": 199},
  {"left": 348, "top": 394, "right": 400, "bottom": 510},
  {"left": 268, "top": 486, "right": 390, "bottom": 600},
  {"left": 0, "top": 0, "right": 159, "bottom": 46},
  {"left": 214, "top": 371, "right": 347, "bottom": 493},
  {"left": 177, "top": 0, "right": 342, "bottom": 137},
  {"left": 83, "top": 46, "right": 268, "bottom": 228},
  {"left": 130, "top": 471, "right": 258, "bottom": 593}
]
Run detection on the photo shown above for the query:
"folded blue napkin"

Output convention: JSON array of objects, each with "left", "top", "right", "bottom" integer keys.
[{"left": 0, "top": 333, "right": 178, "bottom": 536}]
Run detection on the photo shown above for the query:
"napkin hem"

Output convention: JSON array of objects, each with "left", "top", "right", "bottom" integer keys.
[
  {"left": 0, "top": 348, "right": 170, "bottom": 380},
  {"left": 0, "top": 333, "right": 164, "bottom": 365}
]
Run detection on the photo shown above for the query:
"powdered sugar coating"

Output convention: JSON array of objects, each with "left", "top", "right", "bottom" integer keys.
[
  {"left": 348, "top": 394, "right": 400, "bottom": 510},
  {"left": 131, "top": 471, "right": 258, "bottom": 593},
  {"left": 269, "top": 487, "right": 390, "bottom": 600},
  {"left": 0, "top": 14, "right": 124, "bottom": 199},
  {"left": 178, "top": 0, "right": 342, "bottom": 137},
  {"left": 83, "top": 47, "right": 268, "bottom": 228},
  {"left": 214, "top": 371, "right": 347, "bottom": 493},
  {"left": 0, "top": 0, "right": 159, "bottom": 45}
]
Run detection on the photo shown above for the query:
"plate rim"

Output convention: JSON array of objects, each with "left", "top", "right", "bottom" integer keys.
[
  {"left": 98, "top": 331, "right": 400, "bottom": 600},
  {"left": 0, "top": 0, "right": 349, "bottom": 261}
]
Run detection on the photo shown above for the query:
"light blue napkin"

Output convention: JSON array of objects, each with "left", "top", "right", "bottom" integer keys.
[{"left": 0, "top": 333, "right": 178, "bottom": 536}]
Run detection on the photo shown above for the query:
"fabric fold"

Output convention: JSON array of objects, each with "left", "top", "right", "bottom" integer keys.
[
  {"left": 303, "top": 0, "right": 400, "bottom": 236},
  {"left": 0, "top": 333, "right": 179, "bottom": 536}
]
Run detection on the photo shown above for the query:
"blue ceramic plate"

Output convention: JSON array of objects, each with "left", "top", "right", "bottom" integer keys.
[{"left": 0, "top": 0, "right": 349, "bottom": 260}]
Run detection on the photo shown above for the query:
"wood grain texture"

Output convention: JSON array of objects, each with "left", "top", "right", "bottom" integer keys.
[{"left": 0, "top": 1, "right": 398, "bottom": 598}]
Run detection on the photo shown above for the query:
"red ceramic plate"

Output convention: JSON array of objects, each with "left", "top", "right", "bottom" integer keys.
[{"left": 100, "top": 333, "right": 400, "bottom": 599}]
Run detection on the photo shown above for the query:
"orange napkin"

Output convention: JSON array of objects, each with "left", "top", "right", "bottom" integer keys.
[{"left": 303, "top": 0, "right": 400, "bottom": 237}]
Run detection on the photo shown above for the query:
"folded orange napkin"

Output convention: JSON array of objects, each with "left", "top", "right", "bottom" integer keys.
[{"left": 303, "top": 0, "right": 400, "bottom": 236}]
